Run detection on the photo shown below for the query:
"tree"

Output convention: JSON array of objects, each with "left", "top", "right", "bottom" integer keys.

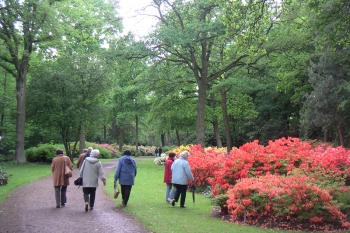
[
  {"left": 145, "top": 0, "right": 280, "bottom": 148},
  {"left": 0, "top": 0, "right": 65, "bottom": 163}
]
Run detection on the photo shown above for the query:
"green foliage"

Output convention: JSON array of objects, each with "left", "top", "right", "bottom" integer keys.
[
  {"left": 0, "top": 165, "right": 11, "bottom": 186},
  {"left": 85, "top": 143, "right": 111, "bottom": 159},
  {"left": 25, "top": 144, "right": 63, "bottom": 163}
]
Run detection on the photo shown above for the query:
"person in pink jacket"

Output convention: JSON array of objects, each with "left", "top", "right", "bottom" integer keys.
[{"left": 164, "top": 152, "right": 176, "bottom": 203}]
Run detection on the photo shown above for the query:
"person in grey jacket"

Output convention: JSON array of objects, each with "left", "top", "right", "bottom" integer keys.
[
  {"left": 114, "top": 150, "right": 137, "bottom": 207},
  {"left": 80, "top": 149, "right": 106, "bottom": 212},
  {"left": 170, "top": 150, "right": 194, "bottom": 208}
]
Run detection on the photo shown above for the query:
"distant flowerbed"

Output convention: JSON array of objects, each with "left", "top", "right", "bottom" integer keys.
[{"left": 187, "top": 137, "right": 350, "bottom": 231}]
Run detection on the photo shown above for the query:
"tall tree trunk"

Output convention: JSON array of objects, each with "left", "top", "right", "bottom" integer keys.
[
  {"left": 212, "top": 120, "right": 222, "bottom": 148},
  {"left": 15, "top": 68, "right": 28, "bottom": 164},
  {"left": 79, "top": 123, "right": 86, "bottom": 153},
  {"left": 323, "top": 128, "right": 328, "bottom": 143},
  {"left": 0, "top": 71, "right": 7, "bottom": 136},
  {"left": 103, "top": 125, "right": 107, "bottom": 141},
  {"left": 167, "top": 130, "right": 171, "bottom": 145},
  {"left": 220, "top": 88, "right": 232, "bottom": 153},
  {"left": 118, "top": 130, "right": 124, "bottom": 152},
  {"left": 161, "top": 133, "right": 165, "bottom": 147},
  {"left": 336, "top": 112, "right": 345, "bottom": 147},
  {"left": 135, "top": 115, "right": 139, "bottom": 156},
  {"left": 210, "top": 93, "right": 222, "bottom": 147},
  {"left": 176, "top": 129, "right": 180, "bottom": 146},
  {"left": 196, "top": 79, "right": 207, "bottom": 147}
]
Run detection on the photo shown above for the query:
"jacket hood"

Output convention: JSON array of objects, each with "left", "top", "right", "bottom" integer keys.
[
  {"left": 86, "top": 157, "right": 99, "bottom": 164},
  {"left": 123, "top": 156, "right": 134, "bottom": 164}
]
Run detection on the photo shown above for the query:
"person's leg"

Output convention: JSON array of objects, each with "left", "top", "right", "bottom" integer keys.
[
  {"left": 54, "top": 186, "right": 61, "bottom": 207},
  {"left": 166, "top": 183, "right": 172, "bottom": 202},
  {"left": 83, "top": 187, "right": 89, "bottom": 212},
  {"left": 60, "top": 186, "right": 67, "bottom": 206},
  {"left": 169, "top": 184, "right": 176, "bottom": 200},
  {"left": 120, "top": 185, "right": 125, "bottom": 204},
  {"left": 123, "top": 185, "right": 132, "bottom": 206},
  {"left": 89, "top": 188, "right": 96, "bottom": 209},
  {"left": 179, "top": 185, "right": 188, "bottom": 207},
  {"left": 173, "top": 184, "right": 180, "bottom": 202}
]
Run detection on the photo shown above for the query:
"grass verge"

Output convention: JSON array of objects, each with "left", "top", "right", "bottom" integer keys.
[
  {"left": 105, "top": 159, "right": 295, "bottom": 233},
  {"left": 0, "top": 162, "right": 51, "bottom": 203}
]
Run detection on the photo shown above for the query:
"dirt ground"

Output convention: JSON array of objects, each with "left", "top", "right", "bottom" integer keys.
[{"left": 0, "top": 159, "right": 151, "bottom": 233}]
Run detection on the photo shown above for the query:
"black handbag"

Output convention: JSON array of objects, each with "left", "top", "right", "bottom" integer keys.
[
  {"left": 74, "top": 160, "right": 85, "bottom": 187},
  {"left": 74, "top": 176, "right": 83, "bottom": 186}
]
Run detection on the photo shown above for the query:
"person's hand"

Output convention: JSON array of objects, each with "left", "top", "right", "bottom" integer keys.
[{"left": 103, "top": 182, "right": 106, "bottom": 186}]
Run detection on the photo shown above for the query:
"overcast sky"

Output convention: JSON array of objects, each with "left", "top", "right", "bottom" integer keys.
[{"left": 118, "top": 0, "right": 158, "bottom": 37}]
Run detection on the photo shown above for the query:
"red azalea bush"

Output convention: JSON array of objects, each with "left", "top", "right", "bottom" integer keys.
[
  {"left": 187, "top": 137, "right": 350, "bottom": 230},
  {"left": 226, "top": 175, "right": 349, "bottom": 227},
  {"left": 189, "top": 137, "right": 350, "bottom": 195}
]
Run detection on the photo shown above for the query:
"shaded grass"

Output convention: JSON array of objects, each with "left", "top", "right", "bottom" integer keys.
[
  {"left": 105, "top": 160, "right": 295, "bottom": 233},
  {"left": 0, "top": 162, "right": 51, "bottom": 203}
]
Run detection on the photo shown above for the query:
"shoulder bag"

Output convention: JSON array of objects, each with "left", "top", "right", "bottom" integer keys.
[{"left": 64, "top": 158, "right": 72, "bottom": 177}]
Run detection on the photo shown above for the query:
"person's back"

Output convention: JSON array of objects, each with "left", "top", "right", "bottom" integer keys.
[{"left": 77, "top": 149, "right": 88, "bottom": 169}]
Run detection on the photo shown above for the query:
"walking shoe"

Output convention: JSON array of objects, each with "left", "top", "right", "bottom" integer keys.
[
  {"left": 56, "top": 206, "right": 60, "bottom": 208},
  {"left": 180, "top": 205, "right": 187, "bottom": 208},
  {"left": 89, "top": 207, "right": 93, "bottom": 210},
  {"left": 85, "top": 202, "right": 88, "bottom": 212},
  {"left": 61, "top": 203, "right": 65, "bottom": 207},
  {"left": 171, "top": 200, "right": 175, "bottom": 207}
]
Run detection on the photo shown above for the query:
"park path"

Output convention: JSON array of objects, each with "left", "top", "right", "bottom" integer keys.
[{"left": 0, "top": 158, "right": 151, "bottom": 233}]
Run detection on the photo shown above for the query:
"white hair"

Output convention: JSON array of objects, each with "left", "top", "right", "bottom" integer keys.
[
  {"left": 180, "top": 150, "right": 190, "bottom": 158},
  {"left": 90, "top": 149, "right": 100, "bottom": 158}
]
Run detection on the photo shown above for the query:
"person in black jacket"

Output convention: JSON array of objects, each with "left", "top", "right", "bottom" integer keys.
[{"left": 158, "top": 147, "right": 163, "bottom": 157}]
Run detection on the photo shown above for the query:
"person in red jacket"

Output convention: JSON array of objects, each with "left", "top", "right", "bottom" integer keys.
[{"left": 164, "top": 152, "right": 176, "bottom": 203}]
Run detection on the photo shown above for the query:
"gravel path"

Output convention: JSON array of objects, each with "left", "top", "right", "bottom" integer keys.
[{"left": 0, "top": 159, "right": 151, "bottom": 233}]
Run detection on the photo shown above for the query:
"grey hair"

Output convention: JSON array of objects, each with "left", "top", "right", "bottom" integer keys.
[
  {"left": 180, "top": 150, "right": 190, "bottom": 158},
  {"left": 90, "top": 149, "right": 100, "bottom": 158}
]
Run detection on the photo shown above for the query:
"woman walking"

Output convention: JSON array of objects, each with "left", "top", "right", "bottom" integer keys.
[
  {"left": 164, "top": 152, "right": 176, "bottom": 203},
  {"left": 114, "top": 150, "right": 137, "bottom": 207},
  {"left": 171, "top": 150, "right": 194, "bottom": 208},
  {"left": 51, "top": 148, "right": 73, "bottom": 208},
  {"left": 80, "top": 149, "right": 106, "bottom": 212}
]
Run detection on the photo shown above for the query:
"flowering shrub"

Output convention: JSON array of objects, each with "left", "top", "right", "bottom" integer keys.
[
  {"left": 154, "top": 155, "right": 167, "bottom": 165},
  {"left": 185, "top": 137, "right": 350, "bottom": 230},
  {"left": 91, "top": 143, "right": 118, "bottom": 157},
  {"left": 226, "top": 175, "right": 349, "bottom": 228},
  {"left": 188, "top": 137, "right": 350, "bottom": 196}
]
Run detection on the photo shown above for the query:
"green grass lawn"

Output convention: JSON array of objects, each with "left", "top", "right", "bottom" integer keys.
[
  {"left": 105, "top": 160, "right": 299, "bottom": 233},
  {"left": 0, "top": 162, "right": 52, "bottom": 203}
]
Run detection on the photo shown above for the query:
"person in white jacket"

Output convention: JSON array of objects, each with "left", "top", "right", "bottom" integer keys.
[
  {"left": 170, "top": 150, "right": 194, "bottom": 208},
  {"left": 80, "top": 149, "right": 106, "bottom": 212}
]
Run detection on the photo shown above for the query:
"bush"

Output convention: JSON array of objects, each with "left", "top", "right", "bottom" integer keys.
[
  {"left": 91, "top": 143, "right": 118, "bottom": 158},
  {"left": 226, "top": 175, "right": 349, "bottom": 227},
  {"left": 0, "top": 165, "right": 11, "bottom": 186},
  {"left": 25, "top": 144, "right": 61, "bottom": 163}
]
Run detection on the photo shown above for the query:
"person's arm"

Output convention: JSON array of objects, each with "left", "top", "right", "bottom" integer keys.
[
  {"left": 184, "top": 162, "right": 194, "bottom": 181},
  {"left": 98, "top": 162, "right": 106, "bottom": 185},
  {"left": 114, "top": 159, "right": 122, "bottom": 182}
]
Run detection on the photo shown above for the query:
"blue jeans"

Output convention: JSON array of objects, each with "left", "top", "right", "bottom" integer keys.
[{"left": 166, "top": 183, "right": 176, "bottom": 202}]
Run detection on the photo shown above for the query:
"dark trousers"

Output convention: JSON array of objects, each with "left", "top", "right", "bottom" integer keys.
[
  {"left": 121, "top": 185, "right": 132, "bottom": 205},
  {"left": 54, "top": 186, "right": 67, "bottom": 206},
  {"left": 173, "top": 184, "right": 188, "bottom": 207},
  {"left": 83, "top": 187, "right": 97, "bottom": 208}
]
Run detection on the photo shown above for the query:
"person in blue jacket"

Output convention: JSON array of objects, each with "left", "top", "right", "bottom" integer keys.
[{"left": 114, "top": 150, "right": 137, "bottom": 207}]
